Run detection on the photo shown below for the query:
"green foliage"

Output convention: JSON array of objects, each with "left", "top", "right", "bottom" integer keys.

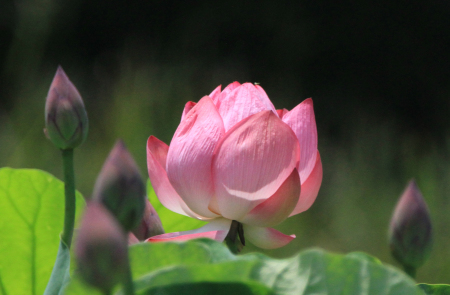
[
  {"left": 0, "top": 168, "right": 85, "bottom": 295},
  {"left": 65, "top": 239, "right": 423, "bottom": 295},
  {"left": 147, "top": 180, "right": 206, "bottom": 232},
  {"left": 418, "top": 284, "right": 450, "bottom": 295}
]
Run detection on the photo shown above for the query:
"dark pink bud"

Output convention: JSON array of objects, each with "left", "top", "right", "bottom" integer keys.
[
  {"left": 75, "top": 203, "right": 127, "bottom": 293},
  {"left": 45, "top": 66, "right": 88, "bottom": 150},
  {"left": 128, "top": 232, "right": 140, "bottom": 245},
  {"left": 389, "top": 180, "right": 433, "bottom": 268},
  {"left": 132, "top": 199, "right": 164, "bottom": 241},
  {"left": 93, "top": 140, "right": 146, "bottom": 231}
]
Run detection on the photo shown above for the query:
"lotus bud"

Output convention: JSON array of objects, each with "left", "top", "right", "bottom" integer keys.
[
  {"left": 128, "top": 232, "right": 140, "bottom": 245},
  {"left": 93, "top": 140, "right": 146, "bottom": 231},
  {"left": 75, "top": 203, "right": 127, "bottom": 293},
  {"left": 132, "top": 199, "right": 164, "bottom": 241},
  {"left": 389, "top": 180, "right": 433, "bottom": 269},
  {"left": 44, "top": 66, "right": 88, "bottom": 150}
]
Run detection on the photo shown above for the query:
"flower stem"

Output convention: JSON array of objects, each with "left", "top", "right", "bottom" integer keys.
[
  {"left": 403, "top": 265, "right": 417, "bottom": 279},
  {"left": 61, "top": 148, "right": 76, "bottom": 248},
  {"left": 122, "top": 254, "right": 135, "bottom": 295},
  {"left": 225, "top": 220, "right": 244, "bottom": 254}
]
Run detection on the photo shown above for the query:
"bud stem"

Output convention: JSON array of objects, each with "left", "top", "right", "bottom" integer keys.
[
  {"left": 403, "top": 265, "right": 417, "bottom": 279},
  {"left": 122, "top": 254, "right": 135, "bottom": 295},
  {"left": 61, "top": 148, "right": 76, "bottom": 248}
]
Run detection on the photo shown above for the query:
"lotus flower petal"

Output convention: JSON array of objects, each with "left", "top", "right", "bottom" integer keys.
[
  {"left": 180, "top": 101, "right": 197, "bottom": 122},
  {"left": 276, "top": 108, "right": 289, "bottom": 119},
  {"left": 209, "top": 85, "right": 222, "bottom": 104},
  {"left": 282, "top": 98, "right": 318, "bottom": 182},
  {"left": 254, "top": 84, "right": 276, "bottom": 111},
  {"left": 289, "top": 151, "right": 323, "bottom": 216},
  {"left": 213, "top": 111, "right": 300, "bottom": 220},
  {"left": 240, "top": 168, "right": 300, "bottom": 227},
  {"left": 147, "top": 136, "right": 205, "bottom": 219},
  {"left": 147, "top": 218, "right": 231, "bottom": 243},
  {"left": 216, "top": 83, "right": 276, "bottom": 131},
  {"left": 167, "top": 96, "right": 224, "bottom": 218},
  {"left": 243, "top": 224, "right": 295, "bottom": 249}
]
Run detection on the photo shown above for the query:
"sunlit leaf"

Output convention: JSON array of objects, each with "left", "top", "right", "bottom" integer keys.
[{"left": 0, "top": 168, "right": 85, "bottom": 295}]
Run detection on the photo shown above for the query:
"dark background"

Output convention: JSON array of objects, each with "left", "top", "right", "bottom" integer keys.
[{"left": 1, "top": 0, "right": 449, "bottom": 283}]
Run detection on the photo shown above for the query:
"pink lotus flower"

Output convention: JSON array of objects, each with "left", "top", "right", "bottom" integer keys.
[{"left": 146, "top": 82, "right": 322, "bottom": 249}]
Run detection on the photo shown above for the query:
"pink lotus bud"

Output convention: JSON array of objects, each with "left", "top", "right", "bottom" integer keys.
[
  {"left": 389, "top": 180, "right": 433, "bottom": 269},
  {"left": 75, "top": 203, "right": 127, "bottom": 293},
  {"left": 132, "top": 199, "right": 164, "bottom": 241},
  {"left": 128, "top": 232, "right": 140, "bottom": 245},
  {"left": 93, "top": 140, "right": 146, "bottom": 231},
  {"left": 44, "top": 66, "right": 88, "bottom": 150}
]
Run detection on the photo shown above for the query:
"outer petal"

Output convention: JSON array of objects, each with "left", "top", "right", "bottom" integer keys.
[
  {"left": 217, "top": 83, "right": 276, "bottom": 131},
  {"left": 289, "top": 151, "right": 323, "bottom": 216},
  {"left": 254, "top": 84, "right": 276, "bottom": 111},
  {"left": 180, "top": 101, "right": 196, "bottom": 122},
  {"left": 167, "top": 96, "right": 224, "bottom": 218},
  {"left": 243, "top": 225, "right": 296, "bottom": 249},
  {"left": 213, "top": 111, "right": 300, "bottom": 220},
  {"left": 212, "top": 82, "right": 240, "bottom": 107},
  {"left": 147, "top": 218, "right": 232, "bottom": 243},
  {"left": 147, "top": 136, "right": 205, "bottom": 219},
  {"left": 240, "top": 169, "right": 300, "bottom": 227},
  {"left": 282, "top": 98, "right": 318, "bottom": 183},
  {"left": 209, "top": 85, "right": 222, "bottom": 104}
]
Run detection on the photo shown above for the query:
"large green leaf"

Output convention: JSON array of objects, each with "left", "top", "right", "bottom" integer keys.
[
  {"left": 147, "top": 180, "right": 206, "bottom": 232},
  {"left": 418, "top": 284, "right": 450, "bottom": 295},
  {"left": 0, "top": 168, "right": 85, "bottom": 295},
  {"left": 65, "top": 239, "right": 423, "bottom": 295},
  {"left": 140, "top": 282, "right": 274, "bottom": 295}
]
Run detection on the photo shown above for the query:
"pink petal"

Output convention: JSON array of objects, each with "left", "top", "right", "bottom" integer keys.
[
  {"left": 147, "top": 136, "right": 205, "bottom": 219},
  {"left": 180, "top": 101, "right": 197, "bottom": 122},
  {"left": 213, "top": 111, "right": 300, "bottom": 220},
  {"left": 276, "top": 109, "right": 289, "bottom": 119},
  {"left": 254, "top": 84, "right": 276, "bottom": 111},
  {"left": 167, "top": 96, "right": 224, "bottom": 218},
  {"left": 240, "top": 168, "right": 300, "bottom": 227},
  {"left": 212, "top": 82, "right": 241, "bottom": 107},
  {"left": 289, "top": 151, "right": 323, "bottom": 216},
  {"left": 209, "top": 85, "right": 222, "bottom": 105},
  {"left": 147, "top": 218, "right": 231, "bottom": 243},
  {"left": 243, "top": 225, "right": 296, "bottom": 249},
  {"left": 216, "top": 83, "right": 276, "bottom": 131},
  {"left": 282, "top": 98, "right": 318, "bottom": 183}
]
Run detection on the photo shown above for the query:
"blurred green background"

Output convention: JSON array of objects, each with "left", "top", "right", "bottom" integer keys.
[{"left": 1, "top": 0, "right": 449, "bottom": 284}]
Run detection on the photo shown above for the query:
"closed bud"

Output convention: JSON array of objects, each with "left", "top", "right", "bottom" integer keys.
[
  {"left": 128, "top": 232, "right": 140, "bottom": 245},
  {"left": 132, "top": 199, "right": 164, "bottom": 241},
  {"left": 75, "top": 203, "right": 127, "bottom": 293},
  {"left": 389, "top": 180, "right": 433, "bottom": 269},
  {"left": 93, "top": 140, "right": 146, "bottom": 231},
  {"left": 45, "top": 66, "right": 88, "bottom": 150}
]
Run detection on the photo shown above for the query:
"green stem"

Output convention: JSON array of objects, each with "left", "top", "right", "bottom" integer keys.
[
  {"left": 225, "top": 220, "right": 244, "bottom": 254},
  {"left": 122, "top": 254, "right": 135, "bottom": 295},
  {"left": 61, "top": 148, "right": 76, "bottom": 248},
  {"left": 403, "top": 265, "right": 417, "bottom": 279}
]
